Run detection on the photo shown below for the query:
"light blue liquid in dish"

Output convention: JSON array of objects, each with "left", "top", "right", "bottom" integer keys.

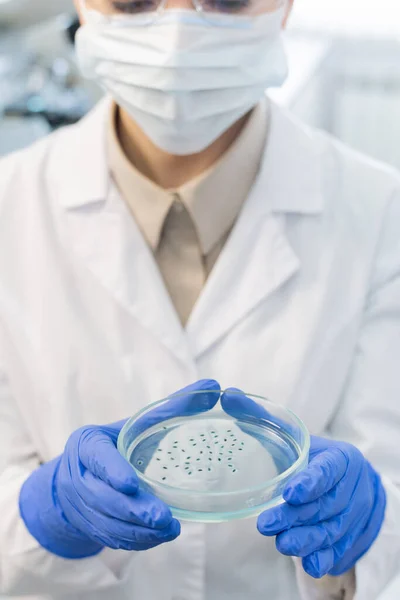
[{"left": 123, "top": 413, "right": 304, "bottom": 522}]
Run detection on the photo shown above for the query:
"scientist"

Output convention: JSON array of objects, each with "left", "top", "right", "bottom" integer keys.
[{"left": 0, "top": 0, "right": 399, "bottom": 599}]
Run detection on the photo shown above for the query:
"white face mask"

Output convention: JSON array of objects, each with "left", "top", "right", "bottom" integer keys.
[{"left": 75, "top": 8, "right": 288, "bottom": 155}]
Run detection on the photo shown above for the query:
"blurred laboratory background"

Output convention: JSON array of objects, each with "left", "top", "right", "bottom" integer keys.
[{"left": 0, "top": 0, "right": 399, "bottom": 169}]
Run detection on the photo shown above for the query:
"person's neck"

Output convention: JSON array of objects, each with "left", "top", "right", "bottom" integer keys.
[{"left": 117, "top": 108, "right": 251, "bottom": 190}]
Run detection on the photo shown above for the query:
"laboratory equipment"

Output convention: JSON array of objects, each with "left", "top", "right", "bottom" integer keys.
[
  {"left": 118, "top": 389, "right": 310, "bottom": 523},
  {"left": 0, "top": 14, "right": 98, "bottom": 156}
]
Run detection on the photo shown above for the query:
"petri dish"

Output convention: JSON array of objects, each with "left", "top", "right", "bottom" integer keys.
[{"left": 118, "top": 387, "right": 310, "bottom": 523}]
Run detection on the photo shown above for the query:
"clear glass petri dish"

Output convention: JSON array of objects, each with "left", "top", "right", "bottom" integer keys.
[{"left": 118, "top": 387, "right": 310, "bottom": 523}]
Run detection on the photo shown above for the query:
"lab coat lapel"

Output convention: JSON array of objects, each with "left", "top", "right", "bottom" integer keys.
[
  {"left": 186, "top": 206, "right": 300, "bottom": 359},
  {"left": 186, "top": 100, "right": 324, "bottom": 358},
  {"left": 50, "top": 99, "right": 191, "bottom": 366}
]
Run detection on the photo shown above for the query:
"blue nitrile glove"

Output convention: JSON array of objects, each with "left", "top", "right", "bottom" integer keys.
[
  {"left": 258, "top": 435, "right": 386, "bottom": 578},
  {"left": 221, "top": 390, "right": 387, "bottom": 579},
  {"left": 19, "top": 379, "right": 221, "bottom": 559}
]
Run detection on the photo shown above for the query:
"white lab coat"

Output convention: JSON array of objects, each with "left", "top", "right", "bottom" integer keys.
[{"left": 0, "top": 98, "right": 400, "bottom": 600}]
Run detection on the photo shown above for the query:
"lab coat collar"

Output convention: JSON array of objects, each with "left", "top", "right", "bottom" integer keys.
[
  {"left": 51, "top": 96, "right": 324, "bottom": 216},
  {"left": 49, "top": 96, "right": 324, "bottom": 364}
]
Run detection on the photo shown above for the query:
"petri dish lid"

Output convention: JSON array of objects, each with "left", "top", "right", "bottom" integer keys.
[{"left": 118, "top": 384, "right": 310, "bottom": 523}]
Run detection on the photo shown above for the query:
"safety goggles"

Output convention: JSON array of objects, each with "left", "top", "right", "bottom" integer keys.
[{"left": 81, "top": 0, "right": 287, "bottom": 26}]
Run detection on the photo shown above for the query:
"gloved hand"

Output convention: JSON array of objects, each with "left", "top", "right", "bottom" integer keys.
[
  {"left": 19, "top": 379, "right": 221, "bottom": 559},
  {"left": 220, "top": 390, "right": 387, "bottom": 579},
  {"left": 258, "top": 435, "right": 387, "bottom": 578}
]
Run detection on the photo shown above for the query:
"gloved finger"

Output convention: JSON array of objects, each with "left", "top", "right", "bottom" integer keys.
[
  {"left": 96, "top": 517, "right": 181, "bottom": 550},
  {"left": 303, "top": 500, "right": 379, "bottom": 579},
  {"left": 258, "top": 475, "right": 356, "bottom": 535},
  {"left": 220, "top": 388, "right": 271, "bottom": 420},
  {"left": 59, "top": 490, "right": 181, "bottom": 549},
  {"left": 328, "top": 473, "right": 387, "bottom": 576},
  {"left": 283, "top": 469, "right": 383, "bottom": 577},
  {"left": 302, "top": 547, "right": 336, "bottom": 579},
  {"left": 130, "top": 379, "right": 221, "bottom": 438},
  {"left": 106, "top": 519, "right": 181, "bottom": 550},
  {"left": 283, "top": 447, "right": 350, "bottom": 505},
  {"left": 118, "top": 538, "right": 179, "bottom": 552},
  {"left": 95, "top": 420, "right": 129, "bottom": 444},
  {"left": 77, "top": 382, "right": 220, "bottom": 506},
  {"left": 302, "top": 525, "right": 366, "bottom": 579},
  {"left": 77, "top": 471, "right": 174, "bottom": 529},
  {"left": 76, "top": 427, "right": 140, "bottom": 494},
  {"left": 220, "top": 390, "right": 272, "bottom": 454},
  {"left": 93, "top": 519, "right": 181, "bottom": 552},
  {"left": 220, "top": 388, "right": 298, "bottom": 439},
  {"left": 275, "top": 507, "right": 369, "bottom": 557}
]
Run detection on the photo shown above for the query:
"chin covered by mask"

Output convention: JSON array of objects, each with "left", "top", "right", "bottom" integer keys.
[{"left": 75, "top": 8, "right": 288, "bottom": 155}]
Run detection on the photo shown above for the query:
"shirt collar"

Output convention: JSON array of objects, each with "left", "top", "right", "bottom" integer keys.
[
  {"left": 107, "top": 99, "right": 269, "bottom": 254},
  {"left": 52, "top": 95, "right": 324, "bottom": 219},
  {"left": 107, "top": 104, "right": 173, "bottom": 250},
  {"left": 179, "top": 99, "right": 269, "bottom": 255}
]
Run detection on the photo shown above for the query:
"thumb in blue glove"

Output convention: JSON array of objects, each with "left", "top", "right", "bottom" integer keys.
[
  {"left": 258, "top": 436, "right": 387, "bottom": 578},
  {"left": 19, "top": 379, "right": 220, "bottom": 559}
]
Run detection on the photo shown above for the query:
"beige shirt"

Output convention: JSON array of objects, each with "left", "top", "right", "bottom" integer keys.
[{"left": 107, "top": 101, "right": 269, "bottom": 325}]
